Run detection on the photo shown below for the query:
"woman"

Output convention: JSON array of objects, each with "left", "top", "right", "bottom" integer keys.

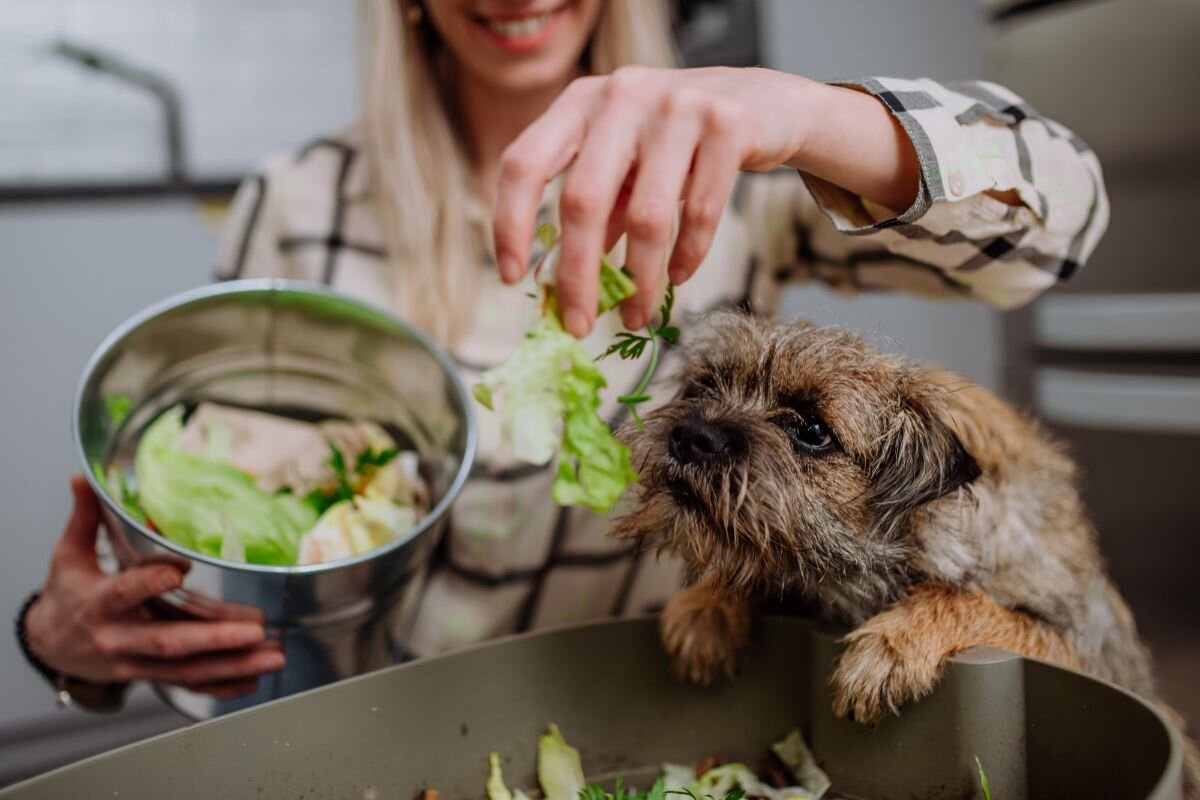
[{"left": 18, "top": 0, "right": 1107, "bottom": 709}]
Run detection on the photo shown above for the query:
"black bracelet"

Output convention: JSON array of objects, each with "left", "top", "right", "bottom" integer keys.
[
  {"left": 15, "top": 592, "right": 71, "bottom": 703},
  {"left": 15, "top": 592, "right": 56, "bottom": 680}
]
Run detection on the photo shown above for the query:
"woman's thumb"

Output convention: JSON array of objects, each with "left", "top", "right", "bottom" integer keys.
[{"left": 59, "top": 474, "right": 101, "bottom": 558}]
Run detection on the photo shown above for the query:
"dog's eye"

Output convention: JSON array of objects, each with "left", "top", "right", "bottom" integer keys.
[
  {"left": 682, "top": 373, "right": 720, "bottom": 400},
  {"left": 774, "top": 411, "right": 836, "bottom": 454}
]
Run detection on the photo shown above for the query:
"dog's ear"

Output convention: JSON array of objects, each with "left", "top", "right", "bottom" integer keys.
[{"left": 867, "top": 380, "right": 981, "bottom": 528}]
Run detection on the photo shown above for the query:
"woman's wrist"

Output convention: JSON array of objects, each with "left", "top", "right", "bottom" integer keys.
[
  {"left": 17, "top": 592, "right": 129, "bottom": 711},
  {"left": 783, "top": 80, "right": 922, "bottom": 215},
  {"left": 17, "top": 593, "right": 58, "bottom": 678}
]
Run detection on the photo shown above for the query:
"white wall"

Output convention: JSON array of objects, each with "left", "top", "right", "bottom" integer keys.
[
  {"left": 0, "top": 0, "right": 358, "bottom": 786},
  {"left": 0, "top": 201, "right": 216, "bottom": 781},
  {"left": 0, "top": 0, "right": 357, "bottom": 183},
  {"left": 759, "top": 0, "right": 1001, "bottom": 391}
]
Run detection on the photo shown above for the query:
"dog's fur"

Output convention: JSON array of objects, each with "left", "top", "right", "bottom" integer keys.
[{"left": 615, "top": 312, "right": 1198, "bottom": 796}]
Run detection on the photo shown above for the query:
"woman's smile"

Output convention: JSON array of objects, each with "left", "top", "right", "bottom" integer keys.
[
  {"left": 426, "top": 0, "right": 598, "bottom": 93},
  {"left": 472, "top": 5, "right": 566, "bottom": 52}
]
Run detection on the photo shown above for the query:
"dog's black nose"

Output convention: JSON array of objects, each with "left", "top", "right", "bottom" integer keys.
[{"left": 669, "top": 418, "right": 735, "bottom": 464}]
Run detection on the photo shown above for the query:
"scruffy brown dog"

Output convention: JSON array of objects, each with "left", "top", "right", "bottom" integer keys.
[{"left": 615, "top": 312, "right": 1198, "bottom": 796}]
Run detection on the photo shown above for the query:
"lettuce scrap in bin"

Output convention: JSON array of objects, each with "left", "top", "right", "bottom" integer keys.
[
  {"left": 487, "top": 752, "right": 532, "bottom": 800},
  {"left": 537, "top": 723, "right": 588, "bottom": 800},
  {"left": 668, "top": 726, "right": 831, "bottom": 800},
  {"left": 483, "top": 725, "right": 826, "bottom": 800}
]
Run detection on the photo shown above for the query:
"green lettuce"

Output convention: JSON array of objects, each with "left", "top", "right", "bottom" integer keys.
[
  {"left": 473, "top": 234, "right": 639, "bottom": 513},
  {"left": 537, "top": 724, "right": 587, "bottom": 800},
  {"left": 92, "top": 461, "right": 147, "bottom": 525},
  {"left": 105, "top": 393, "right": 133, "bottom": 426},
  {"left": 662, "top": 729, "right": 830, "bottom": 800},
  {"left": 134, "top": 405, "right": 318, "bottom": 565},
  {"left": 552, "top": 339, "right": 638, "bottom": 512},
  {"left": 487, "top": 752, "right": 532, "bottom": 800},
  {"left": 473, "top": 314, "right": 580, "bottom": 467},
  {"left": 771, "top": 728, "right": 831, "bottom": 799},
  {"left": 487, "top": 753, "right": 514, "bottom": 800},
  {"left": 597, "top": 254, "right": 637, "bottom": 314},
  {"left": 975, "top": 757, "right": 992, "bottom": 800}
]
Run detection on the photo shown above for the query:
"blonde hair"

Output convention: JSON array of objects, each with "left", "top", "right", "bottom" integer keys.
[{"left": 359, "top": 0, "right": 677, "bottom": 346}]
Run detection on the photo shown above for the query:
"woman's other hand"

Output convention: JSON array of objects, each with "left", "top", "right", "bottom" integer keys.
[
  {"left": 23, "top": 476, "right": 284, "bottom": 700},
  {"left": 492, "top": 66, "right": 921, "bottom": 336}
]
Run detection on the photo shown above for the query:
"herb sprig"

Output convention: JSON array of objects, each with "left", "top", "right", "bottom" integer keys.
[
  {"left": 298, "top": 443, "right": 400, "bottom": 515},
  {"left": 578, "top": 779, "right": 744, "bottom": 800},
  {"left": 975, "top": 757, "right": 992, "bottom": 800},
  {"left": 599, "top": 281, "right": 680, "bottom": 428}
]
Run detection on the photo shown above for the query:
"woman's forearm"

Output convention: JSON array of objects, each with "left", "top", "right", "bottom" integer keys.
[
  {"left": 786, "top": 79, "right": 1022, "bottom": 212},
  {"left": 784, "top": 81, "right": 923, "bottom": 214}
]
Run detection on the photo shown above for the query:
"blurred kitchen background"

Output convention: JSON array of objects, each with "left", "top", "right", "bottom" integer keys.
[{"left": 1, "top": 0, "right": 1196, "bottom": 786}]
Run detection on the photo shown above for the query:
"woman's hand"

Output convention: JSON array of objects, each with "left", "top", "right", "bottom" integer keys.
[
  {"left": 24, "top": 476, "right": 284, "bottom": 700},
  {"left": 492, "top": 66, "right": 921, "bottom": 337}
]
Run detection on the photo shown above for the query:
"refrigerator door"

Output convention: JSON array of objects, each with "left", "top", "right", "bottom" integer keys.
[
  {"left": 989, "top": 0, "right": 1200, "bottom": 724},
  {"left": 1034, "top": 294, "right": 1200, "bottom": 353}
]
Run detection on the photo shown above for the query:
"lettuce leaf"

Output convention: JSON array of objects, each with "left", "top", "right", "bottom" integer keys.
[
  {"left": 771, "top": 728, "right": 831, "bottom": 799},
  {"left": 537, "top": 724, "right": 586, "bottom": 800},
  {"left": 92, "top": 461, "right": 148, "bottom": 525},
  {"left": 660, "top": 729, "right": 830, "bottom": 800},
  {"left": 473, "top": 314, "right": 579, "bottom": 466},
  {"left": 552, "top": 340, "right": 638, "bottom": 513},
  {"left": 487, "top": 753, "right": 513, "bottom": 800},
  {"left": 473, "top": 265, "right": 638, "bottom": 513},
  {"left": 134, "top": 405, "right": 318, "bottom": 565},
  {"left": 597, "top": 255, "right": 637, "bottom": 314}
]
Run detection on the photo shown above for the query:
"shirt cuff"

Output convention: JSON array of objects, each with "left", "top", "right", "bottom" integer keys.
[{"left": 800, "top": 77, "right": 1013, "bottom": 235}]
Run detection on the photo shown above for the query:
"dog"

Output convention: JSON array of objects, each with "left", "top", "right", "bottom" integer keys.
[{"left": 614, "top": 312, "right": 1199, "bottom": 797}]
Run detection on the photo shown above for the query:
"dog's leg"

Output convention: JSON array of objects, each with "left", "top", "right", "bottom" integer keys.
[
  {"left": 660, "top": 580, "right": 754, "bottom": 686},
  {"left": 830, "top": 583, "right": 1078, "bottom": 724}
]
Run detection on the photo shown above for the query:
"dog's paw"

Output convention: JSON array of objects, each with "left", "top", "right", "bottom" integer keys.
[
  {"left": 829, "top": 628, "right": 943, "bottom": 725},
  {"left": 660, "top": 585, "right": 751, "bottom": 686}
]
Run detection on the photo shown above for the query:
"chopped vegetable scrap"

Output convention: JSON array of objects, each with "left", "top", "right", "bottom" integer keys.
[
  {"left": 473, "top": 225, "right": 677, "bottom": 513},
  {"left": 93, "top": 402, "right": 428, "bottom": 567},
  {"left": 484, "top": 724, "right": 830, "bottom": 800}
]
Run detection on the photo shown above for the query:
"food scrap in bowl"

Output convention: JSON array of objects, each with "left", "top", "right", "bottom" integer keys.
[{"left": 94, "top": 402, "right": 429, "bottom": 566}]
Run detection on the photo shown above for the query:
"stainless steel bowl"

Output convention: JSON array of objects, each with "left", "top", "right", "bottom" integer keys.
[{"left": 73, "top": 280, "right": 477, "bottom": 720}]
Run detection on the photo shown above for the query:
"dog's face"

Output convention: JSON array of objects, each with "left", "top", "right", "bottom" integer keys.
[{"left": 616, "top": 312, "right": 981, "bottom": 597}]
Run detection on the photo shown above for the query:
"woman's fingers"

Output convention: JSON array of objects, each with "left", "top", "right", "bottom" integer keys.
[
  {"left": 557, "top": 92, "right": 646, "bottom": 336},
  {"left": 97, "top": 565, "right": 183, "bottom": 617},
  {"left": 603, "top": 176, "right": 634, "bottom": 255},
  {"left": 101, "top": 619, "right": 266, "bottom": 660},
  {"left": 668, "top": 103, "right": 745, "bottom": 285},
  {"left": 493, "top": 78, "right": 597, "bottom": 284},
  {"left": 620, "top": 101, "right": 702, "bottom": 329},
  {"left": 113, "top": 644, "right": 285, "bottom": 685},
  {"left": 55, "top": 475, "right": 102, "bottom": 567},
  {"left": 491, "top": 68, "right": 763, "bottom": 335}
]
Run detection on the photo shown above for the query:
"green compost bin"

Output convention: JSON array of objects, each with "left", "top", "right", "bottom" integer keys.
[{"left": 0, "top": 617, "right": 1183, "bottom": 800}]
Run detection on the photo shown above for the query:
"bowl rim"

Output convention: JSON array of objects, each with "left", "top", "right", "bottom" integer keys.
[{"left": 72, "top": 278, "right": 479, "bottom": 575}]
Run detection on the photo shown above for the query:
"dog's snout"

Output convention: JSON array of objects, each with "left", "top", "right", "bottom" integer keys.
[{"left": 669, "top": 419, "right": 737, "bottom": 464}]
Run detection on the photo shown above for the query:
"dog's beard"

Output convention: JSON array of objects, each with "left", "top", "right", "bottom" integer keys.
[{"left": 614, "top": 407, "right": 863, "bottom": 596}]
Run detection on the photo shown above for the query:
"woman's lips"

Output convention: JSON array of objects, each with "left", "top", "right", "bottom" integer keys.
[{"left": 474, "top": 8, "right": 564, "bottom": 53}]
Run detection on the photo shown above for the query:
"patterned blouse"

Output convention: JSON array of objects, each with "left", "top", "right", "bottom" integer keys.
[{"left": 215, "top": 76, "right": 1108, "bottom": 658}]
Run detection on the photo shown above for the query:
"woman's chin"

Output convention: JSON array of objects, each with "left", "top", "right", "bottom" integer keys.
[{"left": 467, "top": 58, "right": 580, "bottom": 96}]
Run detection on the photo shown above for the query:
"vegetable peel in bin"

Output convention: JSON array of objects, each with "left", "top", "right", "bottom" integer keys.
[{"left": 483, "top": 725, "right": 831, "bottom": 800}]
